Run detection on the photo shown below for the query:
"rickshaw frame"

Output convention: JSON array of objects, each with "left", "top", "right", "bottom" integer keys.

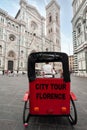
[{"left": 23, "top": 52, "right": 77, "bottom": 127}]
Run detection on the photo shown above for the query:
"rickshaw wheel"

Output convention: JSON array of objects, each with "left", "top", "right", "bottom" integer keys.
[
  {"left": 68, "top": 95, "right": 77, "bottom": 125},
  {"left": 23, "top": 100, "right": 30, "bottom": 126}
]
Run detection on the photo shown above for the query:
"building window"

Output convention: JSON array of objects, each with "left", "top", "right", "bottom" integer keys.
[
  {"left": 0, "top": 45, "right": 2, "bottom": 54},
  {"left": 21, "top": 50, "right": 23, "bottom": 53},
  {"left": 56, "top": 13, "right": 58, "bottom": 23},
  {"left": 77, "top": 24, "right": 81, "bottom": 35},
  {"left": 16, "top": 26, "right": 18, "bottom": 31},
  {"left": 1, "top": 17, "right": 4, "bottom": 23},
  {"left": 9, "top": 34, "right": 16, "bottom": 41},
  {"left": 0, "top": 59, "right": 1, "bottom": 66},
  {"left": 8, "top": 51, "right": 15, "bottom": 57},
  {"left": 49, "top": 16, "right": 52, "bottom": 23},
  {"left": 49, "top": 30, "right": 50, "bottom": 33},
  {"left": 21, "top": 50, "right": 24, "bottom": 57},
  {"left": 0, "top": 28, "right": 3, "bottom": 39},
  {"left": 12, "top": 24, "right": 15, "bottom": 29},
  {"left": 31, "top": 21, "right": 37, "bottom": 31},
  {"left": 78, "top": 27, "right": 81, "bottom": 34},
  {"left": 8, "top": 22, "right": 11, "bottom": 27}
]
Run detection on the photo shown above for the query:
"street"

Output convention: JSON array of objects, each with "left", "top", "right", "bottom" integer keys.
[{"left": 0, "top": 74, "right": 87, "bottom": 130}]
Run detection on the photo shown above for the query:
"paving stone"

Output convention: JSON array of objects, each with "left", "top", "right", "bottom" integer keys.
[{"left": 0, "top": 75, "right": 87, "bottom": 130}]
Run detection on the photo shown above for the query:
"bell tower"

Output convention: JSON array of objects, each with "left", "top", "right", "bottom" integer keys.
[{"left": 46, "top": 0, "right": 61, "bottom": 52}]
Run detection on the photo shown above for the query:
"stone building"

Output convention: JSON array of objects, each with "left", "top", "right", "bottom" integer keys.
[
  {"left": 68, "top": 55, "right": 74, "bottom": 73},
  {"left": 0, "top": 0, "right": 61, "bottom": 73},
  {"left": 72, "top": 0, "right": 87, "bottom": 77}
]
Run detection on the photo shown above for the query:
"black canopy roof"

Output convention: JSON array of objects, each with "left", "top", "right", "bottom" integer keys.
[{"left": 27, "top": 52, "right": 70, "bottom": 82}]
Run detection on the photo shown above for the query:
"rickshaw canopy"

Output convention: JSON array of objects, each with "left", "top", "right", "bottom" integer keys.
[{"left": 27, "top": 52, "right": 70, "bottom": 82}]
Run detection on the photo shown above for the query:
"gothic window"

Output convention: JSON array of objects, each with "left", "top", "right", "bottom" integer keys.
[
  {"left": 21, "top": 50, "right": 23, "bottom": 53},
  {"left": 1, "top": 17, "right": 4, "bottom": 23},
  {"left": 8, "top": 51, "right": 15, "bottom": 58},
  {"left": 0, "top": 28, "right": 3, "bottom": 39},
  {"left": 49, "top": 29, "right": 50, "bottom": 33},
  {"left": 0, "top": 59, "right": 1, "bottom": 66},
  {"left": 12, "top": 24, "right": 15, "bottom": 28},
  {"left": 31, "top": 21, "right": 37, "bottom": 31},
  {"left": 25, "top": 30, "right": 27, "bottom": 34},
  {"left": 77, "top": 24, "right": 81, "bottom": 34},
  {"left": 48, "top": 28, "right": 52, "bottom": 34},
  {"left": 8, "top": 22, "right": 11, "bottom": 27},
  {"left": 49, "top": 16, "right": 52, "bottom": 23},
  {"left": 85, "top": 11, "right": 87, "bottom": 19},
  {"left": 0, "top": 45, "right": 2, "bottom": 54},
  {"left": 56, "top": 13, "right": 58, "bottom": 23},
  {"left": 78, "top": 27, "right": 81, "bottom": 34},
  {"left": 21, "top": 50, "right": 24, "bottom": 57},
  {"left": 16, "top": 26, "right": 18, "bottom": 31}
]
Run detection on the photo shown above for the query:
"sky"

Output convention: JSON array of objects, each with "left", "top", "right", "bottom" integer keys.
[{"left": 0, "top": 0, "right": 73, "bottom": 55}]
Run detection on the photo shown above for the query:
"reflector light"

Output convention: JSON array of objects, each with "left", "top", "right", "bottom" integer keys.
[
  {"left": 34, "top": 107, "right": 39, "bottom": 112},
  {"left": 61, "top": 107, "right": 67, "bottom": 113},
  {"left": 23, "top": 93, "right": 29, "bottom": 101}
]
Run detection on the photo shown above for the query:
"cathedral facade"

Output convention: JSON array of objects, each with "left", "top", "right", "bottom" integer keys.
[
  {"left": 0, "top": 0, "right": 60, "bottom": 73},
  {"left": 72, "top": 0, "right": 87, "bottom": 77}
]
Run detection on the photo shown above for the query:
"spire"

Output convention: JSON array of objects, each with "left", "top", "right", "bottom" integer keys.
[
  {"left": 46, "top": 0, "right": 60, "bottom": 10},
  {"left": 19, "top": 0, "right": 27, "bottom": 5}
]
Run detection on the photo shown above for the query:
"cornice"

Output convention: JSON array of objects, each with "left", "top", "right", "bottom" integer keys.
[
  {"left": 75, "top": 42, "right": 87, "bottom": 53},
  {"left": 72, "top": 0, "right": 86, "bottom": 23}
]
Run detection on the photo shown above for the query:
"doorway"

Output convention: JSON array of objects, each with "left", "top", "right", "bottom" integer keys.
[{"left": 8, "top": 60, "right": 13, "bottom": 71}]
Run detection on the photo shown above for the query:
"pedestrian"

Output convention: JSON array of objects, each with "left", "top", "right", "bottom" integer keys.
[
  {"left": 42, "top": 62, "right": 53, "bottom": 78},
  {"left": 52, "top": 67, "right": 56, "bottom": 78},
  {"left": 17, "top": 70, "right": 19, "bottom": 76},
  {"left": 2, "top": 70, "right": 4, "bottom": 75}
]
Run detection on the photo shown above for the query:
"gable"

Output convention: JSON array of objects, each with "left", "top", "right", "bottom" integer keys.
[{"left": 26, "top": 5, "right": 42, "bottom": 19}]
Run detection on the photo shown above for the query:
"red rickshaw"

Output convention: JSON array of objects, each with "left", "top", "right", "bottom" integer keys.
[{"left": 23, "top": 52, "right": 77, "bottom": 126}]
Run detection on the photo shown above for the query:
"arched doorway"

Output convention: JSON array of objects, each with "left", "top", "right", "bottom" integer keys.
[{"left": 7, "top": 50, "right": 16, "bottom": 71}]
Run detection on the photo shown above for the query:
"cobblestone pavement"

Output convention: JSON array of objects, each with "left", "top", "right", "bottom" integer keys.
[{"left": 0, "top": 74, "right": 87, "bottom": 130}]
